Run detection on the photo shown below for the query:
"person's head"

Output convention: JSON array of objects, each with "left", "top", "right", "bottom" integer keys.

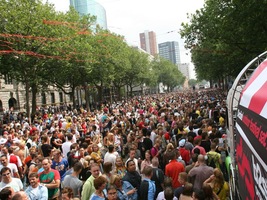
[
  {"left": 93, "top": 175, "right": 107, "bottom": 190},
  {"left": 11, "top": 191, "right": 29, "bottom": 200},
  {"left": 193, "top": 148, "right": 200, "bottom": 155},
  {"left": 28, "top": 172, "right": 39, "bottom": 188},
  {"left": 42, "top": 158, "right": 51, "bottom": 172},
  {"left": 115, "top": 157, "right": 123, "bottom": 167},
  {"left": 163, "top": 176, "right": 173, "bottom": 188},
  {"left": 61, "top": 187, "right": 74, "bottom": 200},
  {"left": 126, "top": 160, "right": 136, "bottom": 172},
  {"left": 0, "top": 155, "right": 8, "bottom": 167},
  {"left": 90, "top": 163, "right": 100, "bottom": 178},
  {"left": 167, "top": 149, "right": 176, "bottom": 160},
  {"left": 103, "top": 162, "right": 113, "bottom": 174},
  {"left": 73, "top": 162, "right": 83, "bottom": 173},
  {"left": 129, "top": 148, "right": 135, "bottom": 159},
  {"left": 108, "top": 145, "right": 114, "bottom": 153},
  {"left": 106, "top": 185, "right": 118, "bottom": 200},
  {"left": 210, "top": 142, "right": 217, "bottom": 150},
  {"left": 110, "top": 174, "right": 123, "bottom": 187},
  {"left": 66, "top": 133, "right": 73, "bottom": 141},
  {"left": 0, "top": 187, "right": 14, "bottom": 200},
  {"left": 182, "top": 183, "right": 193, "bottom": 196},
  {"left": 1, "top": 167, "right": 12, "bottom": 183},
  {"left": 178, "top": 172, "right": 188, "bottom": 185},
  {"left": 142, "top": 165, "right": 153, "bottom": 178},
  {"left": 53, "top": 149, "right": 62, "bottom": 159},
  {"left": 191, "top": 153, "right": 198, "bottom": 163},
  {"left": 164, "top": 187, "right": 174, "bottom": 200},
  {"left": 144, "top": 150, "right": 151, "bottom": 160},
  {"left": 213, "top": 168, "right": 224, "bottom": 186},
  {"left": 197, "top": 154, "right": 205, "bottom": 164},
  {"left": 151, "top": 157, "right": 159, "bottom": 167}
]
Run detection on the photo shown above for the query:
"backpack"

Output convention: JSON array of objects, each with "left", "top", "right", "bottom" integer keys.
[{"left": 207, "top": 153, "right": 217, "bottom": 168}]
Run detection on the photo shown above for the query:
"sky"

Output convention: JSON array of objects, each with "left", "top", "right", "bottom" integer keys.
[{"left": 47, "top": 0, "right": 205, "bottom": 78}]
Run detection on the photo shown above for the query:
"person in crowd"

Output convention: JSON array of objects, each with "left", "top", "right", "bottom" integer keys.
[
  {"left": 202, "top": 183, "right": 220, "bottom": 200},
  {"left": 51, "top": 149, "right": 69, "bottom": 181},
  {"left": 125, "top": 148, "right": 140, "bottom": 174},
  {"left": 0, "top": 167, "right": 23, "bottom": 192},
  {"left": 110, "top": 174, "right": 137, "bottom": 200},
  {"left": 0, "top": 155, "right": 20, "bottom": 178},
  {"left": 179, "top": 183, "right": 194, "bottom": 200},
  {"left": 188, "top": 155, "right": 213, "bottom": 190},
  {"left": 206, "top": 143, "right": 222, "bottom": 169},
  {"left": 114, "top": 157, "right": 126, "bottom": 177},
  {"left": 39, "top": 157, "right": 61, "bottom": 200},
  {"left": 140, "top": 150, "right": 152, "bottom": 173},
  {"left": 165, "top": 149, "right": 185, "bottom": 189},
  {"left": 89, "top": 175, "right": 107, "bottom": 200},
  {"left": 61, "top": 187, "right": 75, "bottom": 200},
  {"left": 106, "top": 185, "right": 119, "bottom": 200},
  {"left": 178, "top": 139, "right": 191, "bottom": 165},
  {"left": 25, "top": 172, "right": 48, "bottom": 200},
  {"left": 81, "top": 163, "right": 100, "bottom": 200},
  {"left": 102, "top": 162, "right": 113, "bottom": 186},
  {"left": 11, "top": 191, "right": 29, "bottom": 200},
  {"left": 151, "top": 157, "right": 164, "bottom": 198},
  {"left": 104, "top": 145, "right": 118, "bottom": 171},
  {"left": 62, "top": 162, "right": 83, "bottom": 198},
  {"left": 174, "top": 172, "right": 188, "bottom": 199},
  {"left": 204, "top": 168, "right": 229, "bottom": 200},
  {"left": 62, "top": 134, "right": 73, "bottom": 159},
  {"left": 156, "top": 177, "right": 177, "bottom": 200},
  {"left": 122, "top": 160, "right": 141, "bottom": 193},
  {"left": 0, "top": 186, "right": 14, "bottom": 200},
  {"left": 139, "top": 166, "right": 156, "bottom": 200}
]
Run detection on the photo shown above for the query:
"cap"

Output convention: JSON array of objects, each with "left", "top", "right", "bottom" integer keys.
[
  {"left": 0, "top": 138, "right": 7, "bottom": 145},
  {"left": 179, "top": 139, "right": 186, "bottom": 147}
]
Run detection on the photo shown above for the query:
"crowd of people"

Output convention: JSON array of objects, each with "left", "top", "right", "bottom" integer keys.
[{"left": 0, "top": 89, "right": 230, "bottom": 200}]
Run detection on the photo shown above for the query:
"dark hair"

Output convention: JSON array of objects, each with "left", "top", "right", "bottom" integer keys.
[
  {"left": 193, "top": 148, "right": 200, "bottom": 155},
  {"left": 73, "top": 162, "right": 83, "bottom": 172},
  {"left": 1, "top": 166, "right": 11, "bottom": 175},
  {"left": 193, "top": 189, "right": 205, "bottom": 200},
  {"left": 182, "top": 183, "right": 193, "bottom": 196},
  {"left": 164, "top": 187, "right": 174, "bottom": 200},
  {"left": 66, "top": 133, "right": 73, "bottom": 141},
  {"left": 0, "top": 187, "right": 12, "bottom": 200},
  {"left": 108, "top": 145, "right": 114, "bottom": 153},
  {"left": 103, "top": 162, "right": 113, "bottom": 173},
  {"left": 126, "top": 159, "right": 134, "bottom": 168}
]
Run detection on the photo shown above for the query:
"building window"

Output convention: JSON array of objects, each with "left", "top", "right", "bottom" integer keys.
[
  {"left": 41, "top": 92, "right": 46, "bottom": 106},
  {"left": 51, "top": 93, "right": 55, "bottom": 105},
  {"left": 59, "top": 92, "right": 63, "bottom": 105}
]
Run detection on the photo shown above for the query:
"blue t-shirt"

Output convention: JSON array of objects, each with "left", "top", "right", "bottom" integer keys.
[{"left": 51, "top": 158, "right": 69, "bottom": 179}]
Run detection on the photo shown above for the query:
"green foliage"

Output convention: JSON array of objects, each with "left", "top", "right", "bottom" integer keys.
[{"left": 180, "top": 0, "right": 267, "bottom": 81}]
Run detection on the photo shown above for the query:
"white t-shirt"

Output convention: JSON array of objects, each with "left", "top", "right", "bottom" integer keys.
[
  {"left": 104, "top": 152, "right": 118, "bottom": 170},
  {"left": 0, "top": 177, "right": 23, "bottom": 192},
  {"left": 62, "top": 141, "right": 72, "bottom": 158}
]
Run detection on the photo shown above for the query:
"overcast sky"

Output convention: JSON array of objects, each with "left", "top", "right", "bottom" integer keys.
[{"left": 47, "top": 0, "right": 204, "bottom": 77}]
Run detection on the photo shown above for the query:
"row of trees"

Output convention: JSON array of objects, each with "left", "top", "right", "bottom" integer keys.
[
  {"left": 0, "top": 0, "right": 184, "bottom": 117},
  {"left": 180, "top": 0, "right": 267, "bottom": 86}
]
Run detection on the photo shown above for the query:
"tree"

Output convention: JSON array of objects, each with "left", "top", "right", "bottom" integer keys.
[{"left": 180, "top": 0, "right": 267, "bottom": 85}]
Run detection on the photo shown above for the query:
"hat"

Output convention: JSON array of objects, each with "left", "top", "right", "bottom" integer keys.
[
  {"left": 13, "top": 139, "right": 21, "bottom": 144},
  {"left": 0, "top": 138, "right": 7, "bottom": 145},
  {"left": 222, "top": 134, "right": 227, "bottom": 139},
  {"left": 179, "top": 139, "right": 186, "bottom": 147}
]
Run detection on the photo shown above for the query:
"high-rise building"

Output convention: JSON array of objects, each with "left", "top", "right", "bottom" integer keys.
[
  {"left": 178, "top": 63, "right": 190, "bottom": 79},
  {"left": 158, "top": 41, "right": 181, "bottom": 65},
  {"left": 139, "top": 30, "right": 158, "bottom": 56},
  {"left": 70, "top": 0, "right": 107, "bottom": 29}
]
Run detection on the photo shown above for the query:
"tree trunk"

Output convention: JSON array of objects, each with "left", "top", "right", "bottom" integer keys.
[
  {"left": 25, "top": 81, "right": 30, "bottom": 122},
  {"left": 84, "top": 84, "right": 90, "bottom": 111},
  {"left": 31, "top": 83, "right": 38, "bottom": 121},
  {"left": 71, "top": 86, "right": 76, "bottom": 108}
]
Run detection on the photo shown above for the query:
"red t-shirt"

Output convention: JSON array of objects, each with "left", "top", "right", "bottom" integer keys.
[{"left": 165, "top": 160, "right": 185, "bottom": 188}]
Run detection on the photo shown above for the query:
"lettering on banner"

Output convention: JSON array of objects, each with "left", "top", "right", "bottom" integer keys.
[
  {"left": 249, "top": 119, "right": 261, "bottom": 139},
  {"left": 252, "top": 155, "right": 267, "bottom": 199},
  {"left": 237, "top": 110, "right": 244, "bottom": 121}
]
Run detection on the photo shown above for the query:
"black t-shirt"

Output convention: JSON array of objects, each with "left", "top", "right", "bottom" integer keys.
[
  {"left": 200, "top": 140, "right": 211, "bottom": 153},
  {"left": 143, "top": 138, "right": 153, "bottom": 151},
  {"left": 41, "top": 144, "right": 53, "bottom": 157}
]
